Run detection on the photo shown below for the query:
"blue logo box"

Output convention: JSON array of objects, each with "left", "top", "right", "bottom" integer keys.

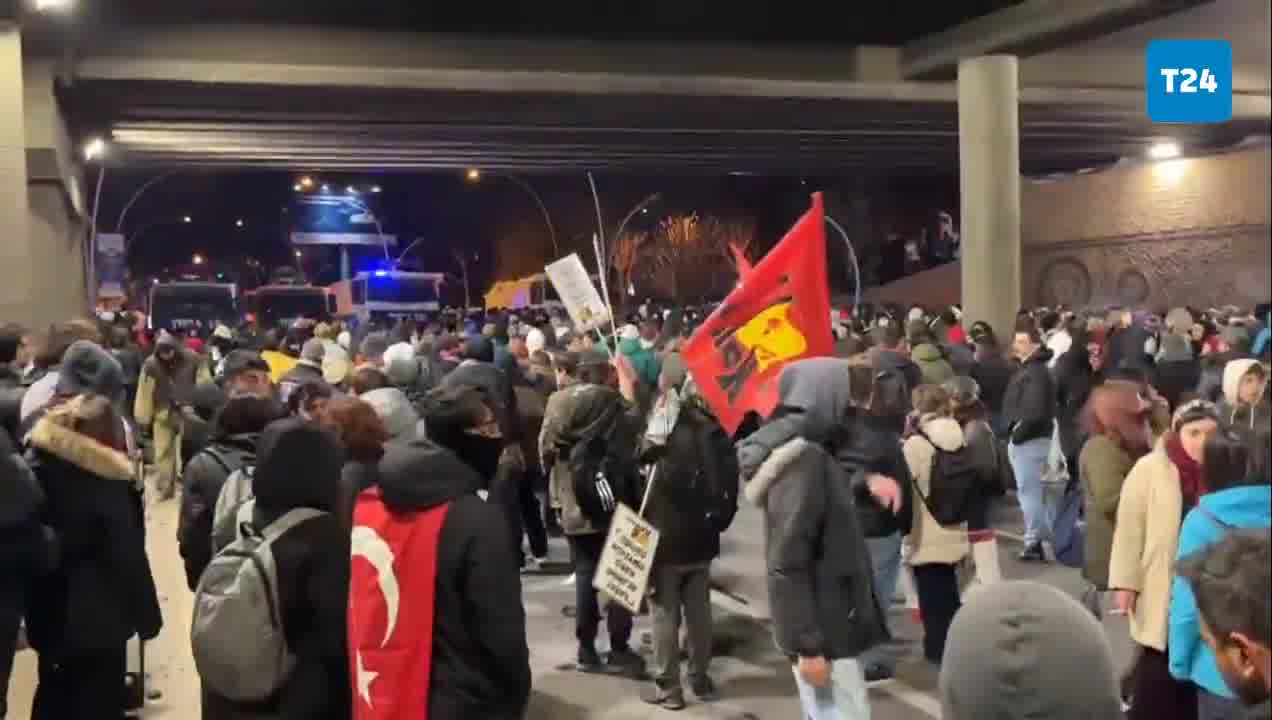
[{"left": 1146, "top": 40, "right": 1233, "bottom": 123}]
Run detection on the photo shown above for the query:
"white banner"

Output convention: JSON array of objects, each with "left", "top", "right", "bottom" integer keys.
[
  {"left": 592, "top": 504, "right": 659, "bottom": 615},
  {"left": 545, "top": 253, "right": 611, "bottom": 332}
]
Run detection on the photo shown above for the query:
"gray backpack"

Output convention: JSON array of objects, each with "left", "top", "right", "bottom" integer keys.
[
  {"left": 211, "top": 467, "right": 255, "bottom": 555},
  {"left": 191, "top": 501, "right": 326, "bottom": 703}
]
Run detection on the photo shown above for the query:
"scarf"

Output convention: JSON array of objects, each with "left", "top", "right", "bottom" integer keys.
[{"left": 1165, "top": 432, "right": 1206, "bottom": 510}]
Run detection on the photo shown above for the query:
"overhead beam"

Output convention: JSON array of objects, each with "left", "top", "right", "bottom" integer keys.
[{"left": 902, "top": 0, "right": 1214, "bottom": 80}]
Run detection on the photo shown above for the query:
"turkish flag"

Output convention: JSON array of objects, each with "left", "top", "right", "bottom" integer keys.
[
  {"left": 349, "top": 489, "right": 450, "bottom": 720},
  {"left": 683, "top": 193, "right": 833, "bottom": 435}
]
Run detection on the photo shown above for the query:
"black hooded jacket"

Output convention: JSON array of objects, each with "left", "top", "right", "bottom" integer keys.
[
  {"left": 203, "top": 419, "right": 351, "bottom": 720},
  {"left": 736, "top": 358, "right": 889, "bottom": 661},
  {"left": 1002, "top": 346, "right": 1056, "bottom": 445},
  {"left": 23, "top": 397, "right": 163, "bottom": 656},
  {"left": 1053, "top": 344, "right": 1096, "bottom": 460},
  {"left": 376, "top": 440, "right": 532, "bottom": 719},
  {"left": 177, "top": 432, "right": 257, "bottom": 590}
]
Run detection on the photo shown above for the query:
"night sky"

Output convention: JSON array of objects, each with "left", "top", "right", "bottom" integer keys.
[{"left": 103, "top": 169, "right": 926, "bottom": 293}]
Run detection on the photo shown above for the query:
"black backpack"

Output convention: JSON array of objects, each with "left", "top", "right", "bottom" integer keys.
[
  {"left": 567, "top": 409, "right": 638, "bottom": 527},
  {"left": 912, "top": 429, "right": 980, "bottom": 525},
  {"left": 683, "top": 405, "right": 739, "bottom": 534},
  {"left": 874, "top": 367, "right": 912, "bottom": 420}
]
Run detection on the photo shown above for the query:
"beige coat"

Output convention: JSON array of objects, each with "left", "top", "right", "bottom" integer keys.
[
  {"left": 903, "top": 415, "right": 971, "bottom": 567},
  {"left": 1108, "top": 440, "right": 1183, "bottom": 651}
]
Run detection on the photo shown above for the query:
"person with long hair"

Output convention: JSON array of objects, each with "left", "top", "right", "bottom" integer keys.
[
  {"left": 902, "top": 384, "right": 970, "bottom": 664},
  {"left": 1079, "top": 383, "right": 1155, "bottom": 617},
  {"left": 944, "top": 376, "right": 1005, "bottom": 588},
  {"left": 1170, "top": 427, "right": 1271, "bottom": 720},
  {"left": 1110, "top": 399, "right": 1222, "bottom": 720}
]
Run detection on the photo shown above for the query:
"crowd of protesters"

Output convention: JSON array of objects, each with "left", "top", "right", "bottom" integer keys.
[{"left": 0, "top": 294, "right": 1267, "bottom": 720}]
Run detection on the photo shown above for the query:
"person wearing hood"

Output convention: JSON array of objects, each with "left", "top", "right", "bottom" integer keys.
[
  {"left": 1004, "top": 323, "right": 1057, "bottom": 562},
  {"left": 177, "top": 395, "right": 282, "bottom": 590},
  {"left": 277, "top": 338, "right": 327, "bottom": 404},
  {"left": 908, "top": 320, "right": 955, "bottom": 386},
  {"left": 736, "top": 358, "right": 900, "bottom": 719},
  {"left": 201, "top": 418, "right": 351, "bottom": 720},
  {"left": 1176, "top": 528, "right": 1272, "bottom": 720},
  {"left": 901, "top": 385, "right": 971, "bottom": 664},
  {"left": 135, "top": 330, "right": 212, "bottom": 500},
  {"left": 1157, "top": 332, "right": 1203, "bottom": 411},
  {"left": 940, "top": 581, "right": 1124, "bottom": 720},
  {"left": 1170, "top": 427, "right": 1270, "bottom": 720},
  {"left": 1219, "top": 359, "right": 1269, "bottom": 431},
  {"left": 1110, "top": 400, "right": 1222, "bottom": 720},
  {"left": 1198, "top": 326, "right": 1252, "bottom": 403},
  {"left": 349, "top": 436, "right": 531, "bottom": 719},
  {"left": 24, "top": 341, "right": 163, "bottom": 720},
  {"left": 442, "top": 335, "right": 521, "bottom": 449}
]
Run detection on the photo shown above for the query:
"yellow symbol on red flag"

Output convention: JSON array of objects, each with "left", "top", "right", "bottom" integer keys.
[{"left": 734, "top": 301, "right": 808, "bottom": 374}]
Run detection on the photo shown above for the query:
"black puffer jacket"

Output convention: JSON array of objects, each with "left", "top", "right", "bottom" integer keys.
[
  {"left": 737, "top": 358, "right": 889, "bottom": 661},
  {"left": 1053, "top": 344, "right": 1096, "bottom": 461},
  {"left": 203, "top": 419, "right": 350, "bottom": 720},
  {"left": 177, "top": 433, "right": 256, "bottom": 590},
  {"left": 24, "top": 397, "right": 162, "bottom": 656},
  {"left": 971, "top": 352, "right": 1015, "bottom": 417},
  {"left": 837, "top": 415, "right": 913, "bottom": 539},
  {"left": 1002, "top": 347, "right": 1056, "bottom": 445},
  {"left": 372, "top": 439, "right": 532, "bottom": 719}
]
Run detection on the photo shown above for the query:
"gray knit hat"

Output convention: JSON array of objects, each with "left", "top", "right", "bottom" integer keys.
[{"left": 941, "top": 581, "right": 1122, "bottom": 720}]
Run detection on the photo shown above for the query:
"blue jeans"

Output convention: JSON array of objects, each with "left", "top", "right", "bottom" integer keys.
[
  {"left": 1009, "top": 437, "right": 1053, "bottom": 546},
  {"left": 861, "top": 532, "right": 902, "bottom": 666},
  {"left": 792, "top": 658, "right": 871, "bottom": 720}
]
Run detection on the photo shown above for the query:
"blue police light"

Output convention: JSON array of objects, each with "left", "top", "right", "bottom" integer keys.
[{"left": 373, "top": 270, "right": 389, "bottom": 277}]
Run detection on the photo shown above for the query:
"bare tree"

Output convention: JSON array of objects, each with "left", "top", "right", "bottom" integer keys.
[
  {"left": 650, "top": 214, "right": 723, "bottom": 303},
  {"left": 607, "top": 228, "right": 650, "bottom": 310},
  {"left": 450, "top": 248, "right": 471, "bottom": 309}
]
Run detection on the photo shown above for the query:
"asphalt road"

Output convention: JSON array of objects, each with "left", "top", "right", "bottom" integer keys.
[{"left": 7, "top": 489, "right": 1134, "bottom": 720}]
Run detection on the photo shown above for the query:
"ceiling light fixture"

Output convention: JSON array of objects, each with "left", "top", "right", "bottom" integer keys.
[{"left": 82, "top": 137, "right": 106, "bottom": 161}]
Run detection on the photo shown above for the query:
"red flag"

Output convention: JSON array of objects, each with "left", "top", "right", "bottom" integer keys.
[
  {"left": 683, "top": 193, "right": 832, "bottom": 434},
  {"left": 729, "top": 242, "right": 754, "bottom": 278},
  {"left": 349, "top": 489, "right": 450, "bottom": 720}
]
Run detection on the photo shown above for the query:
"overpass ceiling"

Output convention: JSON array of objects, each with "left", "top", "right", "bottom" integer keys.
[
  {"left": 68, "top": 76, "right": 1269, "bottom": 175},
  {"left": 87, "top": 0, "right": 1021, "bottom": 47}
]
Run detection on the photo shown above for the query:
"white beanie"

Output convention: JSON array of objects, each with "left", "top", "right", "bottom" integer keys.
[
  {"left": 526, "top": 328, "right": 546, "bottom": 355},
  {"left": 337, "top": 330, "right": 352, "bottom": 351},
  {"left": 620, "top": 324, "right": 641, "bottom": 341}
]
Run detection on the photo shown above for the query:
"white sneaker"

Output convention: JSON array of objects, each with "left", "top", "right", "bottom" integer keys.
[{"left": 521, "top": 557, "right": 544, "bottom": 574}]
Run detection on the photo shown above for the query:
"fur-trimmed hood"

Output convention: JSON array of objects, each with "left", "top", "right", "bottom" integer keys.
[
  {"left": 26, "top": 396, "right": 133, "bottom": 482},
  {"left": 741, "top": 435, "right": 811, "bottom": 506}
]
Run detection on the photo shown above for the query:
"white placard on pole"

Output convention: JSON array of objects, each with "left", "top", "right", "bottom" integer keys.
[
  {"left": 592, "top": 503, "right": 660, "bottom": 615},
  {"left": 545, "top": 252, "right": 612, "bottom": 332}
]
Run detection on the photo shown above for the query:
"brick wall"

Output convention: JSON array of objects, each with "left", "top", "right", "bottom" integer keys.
[{"left": 1021, "top": 147, "right": 1272, "bottom": 309}]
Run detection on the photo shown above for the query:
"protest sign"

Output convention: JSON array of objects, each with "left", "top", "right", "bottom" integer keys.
[
  {"left": 545, "top": 252, "right": 612, "bottom": 332},
  {"left": 592, "top": 504, "right": 660, "bottom": 615}
]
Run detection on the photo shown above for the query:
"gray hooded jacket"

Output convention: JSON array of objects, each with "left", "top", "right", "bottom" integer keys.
[{"left": 736, "top": 358, "right": 888, "bottom": 660}]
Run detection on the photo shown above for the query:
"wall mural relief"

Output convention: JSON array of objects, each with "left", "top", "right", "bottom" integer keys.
[{"left": 1025, "top": 224, "right": 1271, "bottom": 309}]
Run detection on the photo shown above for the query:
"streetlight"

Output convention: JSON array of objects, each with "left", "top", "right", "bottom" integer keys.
[
  {"left": 299, "top": 176, "right": 314, "bottom": 189},
  {"left": 235, "top": 218, "right": 245, "bottom": 228},
  {"left": 346, "top": 185, "right": 357, "bottom": 194},
  {"left": 182, "top": 215, "right": 192, "bottom": 224},
  {"left": 294, "top": 250, "right": 303, "bottom": 258},
  {"left": 320, "top": 184, "right": 331, "bottom": 193},
  {"left": 192, "top": 254, "right": 205, "bottom": 265},
  {"left": 292, "top": 182, "right": 303, "bottom": 192},
  {"left": 370, "top": 185, "right": 382, "bottom": 193},
  {"left": 463, "top": 169, "right": 557, "bottom": 257}
]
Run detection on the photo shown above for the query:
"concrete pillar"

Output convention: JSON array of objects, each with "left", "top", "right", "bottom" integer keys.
[
  {"left": 0, "top": 22, "right": 35, "bottom": 323},
  {"left": 957, "top": 55, "right": 1021, "bottom": 347}
]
